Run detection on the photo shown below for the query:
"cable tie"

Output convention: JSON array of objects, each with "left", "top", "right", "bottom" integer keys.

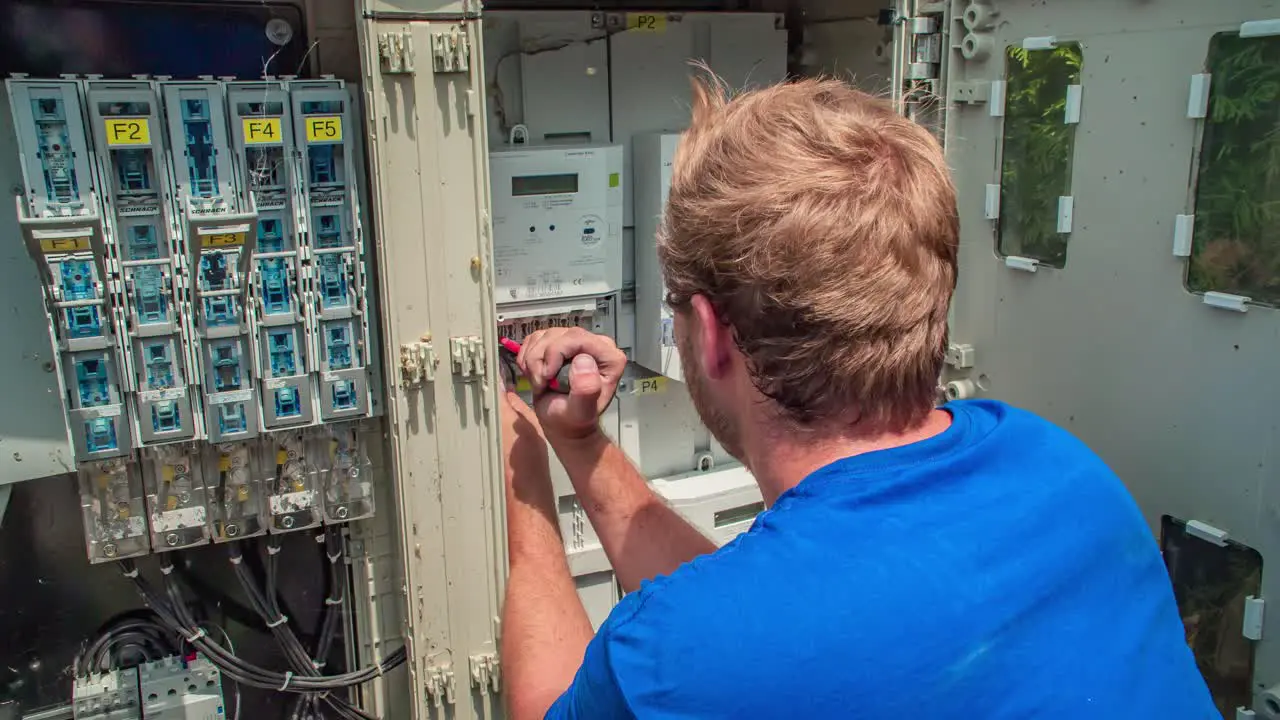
[
  {"left": 314, "top": 659, "right": 327, "bottom": 669},
  {"left": 375, "top": 660, "right": 384, "bottom": 678},
  {"left": 160, "top": 565, "right": 173, "bottom": 575},
  {"left": 315, "top": 533, "right": 326, "bottom": 544},
  {"left": 266, "top": 614, "right": 289, "bottom": 628},
  {"left": 327, "top": 552, "right": 341, "bottom": 564},
  {"left": 279, "top": 670, "right": 294, "bottom": 691},
  {"left": 229, "top": 555, "right": 242, "bottom": 565},
  {"left": 267, "top": 544, "right": 281, "bottom": 556},
  {"left": 184, "top": 627, "right": 207, "bottom": 644},
  {"left": 324, "top": 596, "right": 343, "bottom": 606},
  {"left": 121, "top": 567, "right": 139, "bottom": 579}
]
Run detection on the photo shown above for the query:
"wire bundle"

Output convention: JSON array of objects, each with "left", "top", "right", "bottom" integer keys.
[{"left": 116, "top": 537, "right": 404, "bottom": 719}]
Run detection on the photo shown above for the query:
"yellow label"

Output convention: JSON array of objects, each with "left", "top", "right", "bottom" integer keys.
[
  {"left": 202, "top": 232, "right": 245, "bottom": 248},
  {"left": 39, "top": 236, "right": 90, "bottom": 253},
  {"left": 634, "top": 376, "right": 668, "bottom": 395},
  {"left": 305, "top": 116, "right": 343, "bottom": 143},
  {"left": 243, "top": 117, "right": 283, "bottom": 145},
  {"left": 104, "top": 118, "right": 151, "bottom": 146},
  {"left": 626, "top": 13, "right": 666, "bottom": 32},
  {"left": 276, "top": 449, "right": 289, "bottom": 466},
  {"left": 218, "top": 455, "right": 232, "bottom": 471}
]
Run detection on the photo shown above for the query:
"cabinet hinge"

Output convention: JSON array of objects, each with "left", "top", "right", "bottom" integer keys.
[
  {"left": 469, "top": 652, "right": 501, "bottom": 695},
  {"left": 400, "top": 340, "right": 437, "bottom": 388},
  {"left": 425, "top": 665, "right": 456, "bottom": 706},
  {"left": 449, "top": 336, "right": 484, "bottom": 380},
  {"left": 431, "top": 26, "right": 471, "bottom": 73},
  {"left": 378, "top": 31, "right": 415, "bottom": 75}
]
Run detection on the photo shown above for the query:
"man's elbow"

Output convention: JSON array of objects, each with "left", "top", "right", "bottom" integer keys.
[{"left": 505, "top": 685, "right": 563, "bottom": 720}]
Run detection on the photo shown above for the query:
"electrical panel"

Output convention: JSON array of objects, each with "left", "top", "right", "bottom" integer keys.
[
  {"left": 632, "top": 132, "right": 683, "bottom": 382},
  {"left": 497, "top": 294, "right": 623, "bottom": 626},
  {"left": 489, "top": 144, "right": 624, "bottom": 305},
  {"left": 6, "top": 75, "right": 381, "bottom": 563}
]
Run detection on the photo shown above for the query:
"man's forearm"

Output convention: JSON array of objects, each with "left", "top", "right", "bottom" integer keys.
[
  {"left": 549, "top": 430, "right": 718, "bottom": 592},
  {"left": 503, "top": 457, "right": 594, "bottom": 720}
]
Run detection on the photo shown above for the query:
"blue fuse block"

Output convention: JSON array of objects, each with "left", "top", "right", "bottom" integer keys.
[
  {"left": 274, "top": 387, "right": 301, "bottom": 418},
  {"left": 85, "top": 417, "right": 118, "bottom": 453},
  {"left": 317, "top": 255, "right": 349, "bottom": 309},
  {"left": 259, "top": 258, "right": 291, "bottom": 315},
  {"left": 75, "top": 356, "right": 111, "bottom": 407},
  {"left": 218, "top": 404, "right": 247, "bottom": 435},
  {"left": 151, "top": 401, "right": 180, "bottom": 433}
]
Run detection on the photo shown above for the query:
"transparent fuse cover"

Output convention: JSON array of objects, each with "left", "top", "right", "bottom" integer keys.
[
  {"left": 79, "top": 459, "right": 150, "bottom": 563},
  {"left": 205, "top": 442, "right": 265, "bottom": 542},
  {"left": 142, "top": 445, "right": 211, "bottom": 551},
  {"left": 319, "top": 421, "right": 375, "bottom": 523},
  {"left": 263, "top": 430, "right": 322, "bottom": 533}
]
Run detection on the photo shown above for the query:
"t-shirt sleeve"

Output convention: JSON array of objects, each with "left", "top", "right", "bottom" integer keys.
[{"left": 544, "top": 590, "right": 655, "bottom": 720}]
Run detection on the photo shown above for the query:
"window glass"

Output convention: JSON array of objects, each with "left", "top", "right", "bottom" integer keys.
[
  {"left": 1189, "top": 33, "right": 1280, "bottom": 305},
  {"left": 997, "top": 43, "right": 1083, "bottom": 268},
  {"left": 1161, "top": 515, "right": 1262, "bottom": 717}
]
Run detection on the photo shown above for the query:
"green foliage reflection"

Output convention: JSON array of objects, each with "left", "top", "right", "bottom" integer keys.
[
  {"left": 1190, "top": 33, "right": 1280, "bottom": 304},
  {"left": 997, "top": 43, "right": 1083, "bottom": 268}
]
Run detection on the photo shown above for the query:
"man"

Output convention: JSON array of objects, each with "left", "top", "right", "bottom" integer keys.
[{"left": 499, "top": 75, "right": 1216, "bottom": 719}]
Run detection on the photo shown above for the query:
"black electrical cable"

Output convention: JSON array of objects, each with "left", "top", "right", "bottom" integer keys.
[
  {"left": 77, "top": 611, "right": 179, "bottom": 676},
  {"left": 117, "top": 558, "right": 406, "bottom": 695},
  {"left": 247, "top": 537, "right": 369, "bottom": 720}
]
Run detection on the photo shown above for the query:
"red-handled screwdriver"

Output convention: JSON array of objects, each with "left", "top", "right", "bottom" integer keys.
[{"left": 498, "top": 337, "right": 572, "bottom": 393}]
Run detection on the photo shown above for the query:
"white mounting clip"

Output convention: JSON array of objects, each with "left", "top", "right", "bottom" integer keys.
[
  {"left": 399, "top": 341, "right": 437, "bottom": 388},
  {"left": 449, "top": 336, "right": 484, "bottom": 379}
]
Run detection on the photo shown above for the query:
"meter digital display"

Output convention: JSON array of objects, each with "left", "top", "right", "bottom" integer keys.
[{"left": 511, "top": 172, "right": 579, "bottom": 197}]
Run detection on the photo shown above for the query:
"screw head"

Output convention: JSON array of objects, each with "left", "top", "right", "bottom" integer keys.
[
  {"left": 103, "top": 543, "right": 118, "bottom": 558},
  {"left": 165, "top": 533, "right": 179, "bottom": 546},
  {"left": 336, "top": 506, "right": 349, "bottom": 519},
  {"left": 281, "top": 515, "right": 295, "bottom": 529},
  {"left": 226, "top": 524, "right": 240, "bottom": 537}
]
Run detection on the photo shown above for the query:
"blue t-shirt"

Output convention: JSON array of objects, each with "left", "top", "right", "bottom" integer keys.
[{"left": 547, "top": 399, "right": 1216, "bottom": 719}]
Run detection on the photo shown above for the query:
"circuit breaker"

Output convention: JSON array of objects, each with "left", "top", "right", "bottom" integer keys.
[
  {"left": 489, "top": 144, "right": 624, "bottom": 305},
  {"left": 632, "top": 132, "right": 683, "bottom": 382},
  {"left": 6, "top": 75, "right": 381, "bottom": 563}
]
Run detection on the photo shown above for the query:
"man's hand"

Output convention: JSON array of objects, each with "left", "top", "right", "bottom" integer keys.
[{"left": 516, "top": 328, "right": 627, "bottom": 441}]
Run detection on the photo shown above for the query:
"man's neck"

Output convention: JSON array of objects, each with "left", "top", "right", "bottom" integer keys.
[{"left": 743, "top": 409, "right": 953, "bottom": 506}]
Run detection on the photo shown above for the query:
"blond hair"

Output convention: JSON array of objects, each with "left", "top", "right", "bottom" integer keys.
[{"left": 658, "top": 74, "right": 959, "bottom": 433}]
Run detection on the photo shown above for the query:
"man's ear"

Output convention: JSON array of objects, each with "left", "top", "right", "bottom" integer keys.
[{"left": 690, "top": 294, "right": 732, "bottom": 380}]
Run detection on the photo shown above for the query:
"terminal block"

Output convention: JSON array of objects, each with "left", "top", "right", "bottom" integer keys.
[
  {"left": 78, "top": 459, "right": 149, "bottom": 563},
  {"left": 262, "top": 430, "right": 322, "bottom": 533},
  {"left": 290, "top": 79, "right": 372, "bottom": 422},
  {"left": 158, "top": 81, "right": 261, "bottom": 444},
  {"left": 205, "top": 442, "right": 265, "bottom": 542},
  {"left": 141, "top": 445, "right": 210, "bottom": 551},
  {"left": 73, "top": 666, "right": 141, "bottom": 720},
  {"left": 7, "top": 78, "right": 134, "bottom": 462},
  {"left": 137, "top": 655, "right": 225, "bottom": 720},
  {"left": 227, "top": 81, "right": 320, "bottom": 431},
  {"left": 319, "top": 421, "right": 376, "bottom": 523},
  {"left": 85, "top": 79, "right": 199, "bottom": 445}
]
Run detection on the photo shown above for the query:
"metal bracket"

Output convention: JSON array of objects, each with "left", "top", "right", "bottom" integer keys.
[
  {"left": 400, "top": 340, "right": 437, "bottom": 388},
  {"left": 1244, "top": 596, "right": 1265, "bottom": 640},
  {"left": 469, "top": 652, "right": 501, "bottom": 695},
  {"left": 950, "top": 80, "right": 991, "bottom": 105},
  {"left": 449, "top": 336, "right": 484, "bottom": 379},
  {"left": 431, "top": 26, "right": 471, "bottom": 73},
  {"left": 378, "top": 31, "right": 415, "bottom": 75},
  {"left": 1172, "top": 215, "right": 1195, "bottom": 257},
  {"left": 945, "top": 343, "right": 976, "bottom": 369},
  {"left": 425, "top": 665, "right": 456, "bottom": 706}
]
